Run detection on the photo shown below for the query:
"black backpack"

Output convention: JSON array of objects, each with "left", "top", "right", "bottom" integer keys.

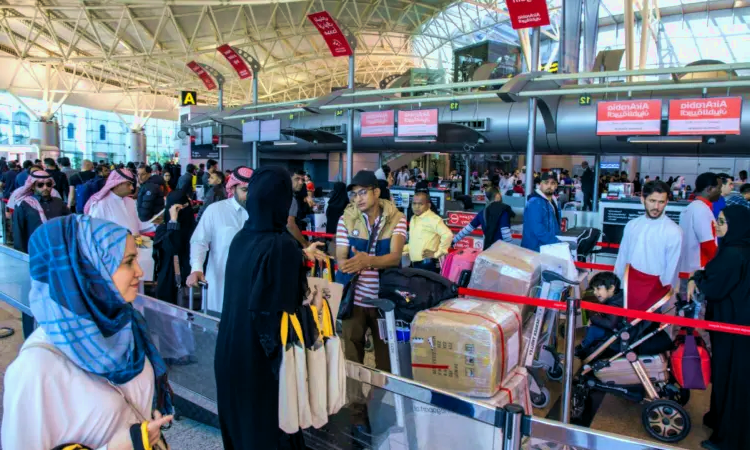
[
  {"left": 576, "top": 227, "right": 602, "bottom": 261},
  {"left": 378, "top": 268, "right": 458, "bottom": 323}
]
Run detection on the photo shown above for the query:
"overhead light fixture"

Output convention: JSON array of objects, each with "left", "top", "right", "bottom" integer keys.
[
  {"left": 273, "top": 141, "right": 298, "bottom": 146},
  {"left": 216, "top": 144, "right": 229, "bottom": 148},
  {"left": 394, "top": 137, "right": 437, "bottom": 143},
  {"left": 627, "top": 136, "right": 703, "bottom": 144}
]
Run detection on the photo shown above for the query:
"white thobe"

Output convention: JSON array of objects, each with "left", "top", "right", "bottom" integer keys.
[
  {"left": 88, "top": 192, "right": 155, "bottom": 235},
  {"left": 614, "top": 213, "right": 683, "bottom": 290},
  {"left": 190, "top": 197, "right": 248, "bottom": 313},
  {"left": 2, "top": 329, "right": 154, "bottom": 450}
]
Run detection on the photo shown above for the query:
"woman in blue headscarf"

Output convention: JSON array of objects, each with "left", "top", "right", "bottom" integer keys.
[{"left": 2, "top": 215, "right": 173, "bottom": 450}]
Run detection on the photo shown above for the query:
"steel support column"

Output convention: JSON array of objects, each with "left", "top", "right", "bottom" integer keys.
[
  {"left": 593, "top": 154, "right": 601, "bottom": 211},
  {"left": 217, "top": 83, "right": 224, "bottom": 168},
  {"left": 252, "top": 76, "right": 259, "bottom": 169},
  {"left": 524, "top": 28, "right": 541, "bottom": 198},
  {"left": 639, "top": 0, "right": 651, "bottom": 71},
  {"left": 582, "top": 0, "right": 602, "bottom": 78},
  {"left": 560, "top": 0, "right": 583, "bottom": 75},
  {"left": 464, "top": 155, "right": 471, "bottom": 196},
  {"left": 624, "top": 0, "right": 635, "bottom": 80},
  {"left": 346, "top": 54, "right": 355, "bottom": 185}
]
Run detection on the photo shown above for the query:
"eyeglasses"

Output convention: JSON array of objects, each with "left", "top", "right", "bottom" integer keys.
[
  {"left": 348, "top": 188, "right": 372, "bottom": 199},
  {"left": 35, "top": 181, "right": 53, "bottom": 188}
]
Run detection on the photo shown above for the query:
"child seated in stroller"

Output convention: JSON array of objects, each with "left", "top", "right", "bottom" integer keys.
[{"left": 575, "top": 271, "right": 626, "bottom": 358}]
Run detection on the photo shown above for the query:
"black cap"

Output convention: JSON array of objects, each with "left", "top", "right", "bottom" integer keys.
[
  {"left": 347, "top": 170, "right": 379, "bottom": 191},
  {"left": 540, "top": 171, "right": 558, "bottom": 183}
]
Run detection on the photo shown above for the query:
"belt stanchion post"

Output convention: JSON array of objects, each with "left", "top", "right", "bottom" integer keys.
[
  {"left": 561, "top": 294, "right": 578, "bottom": 424},
  {"left": 0, "top": 199, "right": 5, "bottom": 245},
  {"left": 502, "top": 404, "right": 524, "bottom": 450}
]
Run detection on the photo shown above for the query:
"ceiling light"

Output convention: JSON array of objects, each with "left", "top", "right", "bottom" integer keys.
[
  {"left": 273, "top": 141, "right": 298, "bottom": 146},
  {"left": 627, "top": 137, "right": 703, "bottom": 144}
]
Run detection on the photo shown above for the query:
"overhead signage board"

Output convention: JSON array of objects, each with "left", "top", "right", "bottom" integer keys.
[
  {"left": 242, "top": 120, "right": 260, "bottom": 143},
  {"left": 180, "top": 91, "right": 197, "bottom": 106},
  {"left": 307, "top": 11, "right": 353, "bottom": 57},
  {"left": 397, "top": 109, "right": 439, "bottom": 137},
  {"left": 260, "top": 119, "right": 281, "bottom": 142},
  {"left": 505, "top": 0, "right": 551, "bottom": 30},
  {"left": 360, "top": 110, "right": 395, "bottom": 137},
  {"left": 191, "top": 147, "right": 220, "bottom": 159},
  {"left": 596, "top": 100, "right": 662, "bottom": 136},
  {"left": 447, "top": 211, "right": 477, "bottom": 228},
  {"left": 217, "top": 44, "right": 253, "bottom": 80},
  {"left": 201, "top": 126, "right": 213, "bottom": 145},
  {"left": 186, "top": 61, "right": 217, "bottom": 90},
  {"left": 668, "top": 97, "right": 742, "bottom": 136}
]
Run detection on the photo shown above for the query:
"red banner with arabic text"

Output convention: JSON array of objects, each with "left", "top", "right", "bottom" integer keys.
[
  {"left": 217, "top": 44, "right": 252, "bottom": 80},
  {"left": 307, "top": 11, "right": 353, "bottom": 57},
  {"left": 505, "top": 0, "right": 551, "bottom": 29},
  {"left": 186, "top": 61, "right": 217, "bottom": 90}
]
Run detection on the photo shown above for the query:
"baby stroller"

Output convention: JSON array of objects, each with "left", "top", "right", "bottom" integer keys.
[{"left": 571, "top": 294, "right": 699, "bottom": 443}]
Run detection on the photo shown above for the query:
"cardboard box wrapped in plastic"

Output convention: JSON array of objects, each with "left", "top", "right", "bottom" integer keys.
[
  {"left": 411, "top": 367, "right": 532, "bottom": 450},
  {"left": 468, "top": 241, "right": 574, "bottom": 322},
  {"left": 410, "top": 298, "right": 522, "bottom": 397}
]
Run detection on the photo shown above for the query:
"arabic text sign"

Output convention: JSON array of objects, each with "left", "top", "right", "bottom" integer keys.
[
  {"left": 596, "top": 100, "right": 662, "bottom": 136},
  {"left": 186, "top": 61, "right": 217, "bottom": 90},
  {"left": 397, "top": 109, "right": 438, "bottom": 137},
  {"left": 360, "top": 110, "right": 395, "bottom": 137},
  {"left": 505, "top": 0, "right": 551, "bottom": 30},
  {"left": 217, "top": 44, "right": 252, "bottom": 79},
  {"left": 307, "top": 11, "right": 353, "bottom": 57},
  {"left": 668, "top": 97, "right": 742, "bottom": 135},
  {"left": 447, "top": 211, "right": 477, "bottom": 228}
]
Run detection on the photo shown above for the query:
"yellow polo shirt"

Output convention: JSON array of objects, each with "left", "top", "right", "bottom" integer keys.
[{"left": 404, "top": 209, "right": 454, "bottom": 262}]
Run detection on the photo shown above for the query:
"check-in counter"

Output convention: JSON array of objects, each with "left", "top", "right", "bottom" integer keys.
[{"left": 391, "top": 186, "right": 450, "bottom": 217}]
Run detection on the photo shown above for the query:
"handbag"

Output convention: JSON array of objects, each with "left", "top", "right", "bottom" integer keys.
[
  {"left": 338, "top": 221, "right": 380, "bottom": 320},
  {"left": 321, "top": 299, "right": 347, "bottom": 414},
  {"left": 289, "top": 312, "right": 313, "bottom": 429},
  {"left": 307, "top": 306, "right": 329, "bottom": 429},
  {"left": 278, "top": 312, "right": 300, "bottom": 433},
  {"left": 21, "top": 342, "right": 168, "bottom": 450}
]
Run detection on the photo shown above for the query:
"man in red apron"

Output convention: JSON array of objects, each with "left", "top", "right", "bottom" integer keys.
[{"left": 614, "top": 180, "right": 683, "bottom": 311}]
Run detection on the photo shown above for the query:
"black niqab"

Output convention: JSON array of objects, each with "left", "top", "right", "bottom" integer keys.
[
  {"left": 719, "top": 205, "right": 750, "bottom": 248},
  {"left": 326, "top": 182, "right": 348, "bottom": 235}
]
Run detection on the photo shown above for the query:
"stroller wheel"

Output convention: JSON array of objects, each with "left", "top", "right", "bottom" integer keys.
[
  {"left": 666, "top": 387, "right": 691, "bottom": 407},
  {"left": 546, "top": 363, "right": 564, "bottom": 381},
  {"left": 641, "top": 399, "right": 691, "bottom": 443},
  {"left": 530, "top": 386, "right": 551, "bottom": 409}
]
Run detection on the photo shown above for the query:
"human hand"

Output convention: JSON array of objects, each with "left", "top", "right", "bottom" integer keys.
[
  {"left": 107, "top": 414, "right": 173, "bottom": 450},
  {"left": 339, "top": 248, "right": 371, "bottom": 274},
  {"left": 169, "top": 203, "right": 187, "bottom": 222},
  {"left": 422, "top": 249, "right": 436, "bottom": 259},
  {"left": 687, "top": 280, "right": 698, "bottom": 302},
  {"left": 186, "top": 271, "right": 206, "bottom": 287},
  {"left": 303, "top": 241, "right": 327, "bottom": 263}
]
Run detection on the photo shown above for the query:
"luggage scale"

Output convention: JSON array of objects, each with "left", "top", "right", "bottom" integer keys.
[{"left": 525, "top": 270, "right": 581, "bottom": 409}]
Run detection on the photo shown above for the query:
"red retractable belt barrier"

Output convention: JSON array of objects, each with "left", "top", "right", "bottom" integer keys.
[
  {"left": 457, "top": 287, "right": 750, "bottom": 337},
  {"left": 303, "top": 231, "right": 335, "bottom": 239}
]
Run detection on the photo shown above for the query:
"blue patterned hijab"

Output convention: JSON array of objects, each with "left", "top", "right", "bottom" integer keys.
[{"left": 28, "top": 215, "right": 173, "bottom": 414}]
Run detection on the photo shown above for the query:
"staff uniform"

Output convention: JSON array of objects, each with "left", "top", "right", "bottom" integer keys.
[
  {"left": 404, "top": 208, "right": 453, "bottom": 268},
  {"left": 678, "top": 197, "right": 718, "bottom": 279},
  {"left": 614, "top": 213, "right": 682, "bottom": 310},
  {"left": 190, "top": 197, "right": 248, "bottom": 313}
]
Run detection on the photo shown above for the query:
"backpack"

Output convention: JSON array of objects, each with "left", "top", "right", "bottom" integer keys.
[
  {"left": 575, "top": 227, "right": 602, "bottom": 260},
  {"left": 75, "top": 177, "right": 101, "bottom": 212},
  {"left": 378, "top": 268, "right": 457, "bottom": 323}
]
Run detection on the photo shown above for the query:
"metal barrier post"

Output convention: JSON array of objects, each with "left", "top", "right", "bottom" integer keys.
[
  {"left": 561, "top": 293, "right": 578, "bottom": 424},
  {"left": 502, "top": 404, "right": 524, "bottom": 450},
  {"left": 0, "top": 200, "right": 5, "bottom": 245}
]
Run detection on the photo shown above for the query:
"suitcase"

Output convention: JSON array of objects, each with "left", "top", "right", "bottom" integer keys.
[
  {"left": 595, "top": 354, "right": 670, "bottom": 386},
  {"left": 441, "top": 248, "right": 480, "bottom": 283}
]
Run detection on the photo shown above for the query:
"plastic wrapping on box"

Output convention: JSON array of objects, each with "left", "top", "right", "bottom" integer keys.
[
  {"left": 411, "top": 367, "right": 531, "bottom": 450},
  {"left": 410, "top": 298, "right": 522, "bottom": 398},
  {"left": 468, "top": 241, "right": 574, "bottom": 322}
]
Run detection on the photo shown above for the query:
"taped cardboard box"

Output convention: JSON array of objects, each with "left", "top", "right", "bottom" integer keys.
[
  {"left": 468, "top": 241, "right": 574, "bottom": 322},
  {"left": 411, "top": 367, "right": 532, "bottom": 450},
  {"left": 410, "top": 298, "right": 522, "bottom": 398}
]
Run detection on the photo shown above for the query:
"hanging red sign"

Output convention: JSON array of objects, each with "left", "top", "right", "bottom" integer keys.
[
  {"left": 596, "top": 100, "right": 662, "bottom": 136},
  {"left": 668, "top": 97, "right": 742, "bottom": 136},
  {"left": 505, "top": 0, "right": 551, "bottom": 30},
  {"left": 217, "top": 44, "right": 253, "bottom": 80},
  {"left": 360, "top": 110, "right": 395, "bottom": 137},
  {"left": 186, "top": 61, "right": 217, "bottom": 90},
  {"left": 447, "top": 211, "right": 477, "bottom": 228},
  {"left": 307, "top": 11, "right": 353, "bottom": 57},
  {"left": 397, "top": 109, "right": 439, "bottom": 137}
]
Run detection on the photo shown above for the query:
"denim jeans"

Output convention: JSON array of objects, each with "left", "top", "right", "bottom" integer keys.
[{"left": 582, "top": 324, "right": 608, "bottom": 348}]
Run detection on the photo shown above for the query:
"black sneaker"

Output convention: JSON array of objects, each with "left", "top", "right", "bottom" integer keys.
[{"left": 574, "top": 344, "right": 589, "bottom": 359}]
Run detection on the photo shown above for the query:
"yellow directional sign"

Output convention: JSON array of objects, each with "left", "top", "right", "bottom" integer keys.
[{"left": 180, "top": 91, "right": 197, "bottom": 106}]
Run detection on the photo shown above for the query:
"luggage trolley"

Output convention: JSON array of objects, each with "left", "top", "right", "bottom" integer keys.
[{"left": 525, "top": 270, "right": 581, "bottom": 409}]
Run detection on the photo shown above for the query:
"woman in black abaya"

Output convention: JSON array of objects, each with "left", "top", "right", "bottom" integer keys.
[
  {"left": 325, "top": 181, "right": 348, "bottom": 236},
  {"left": 215, "top": 166, "right": 322, "bottom": 449},
  {"left": 688, "top": 205, "right": 750, "bottom": 450},
  {"left": 154, "top": 185, "right": 195, "bottom": 305}
]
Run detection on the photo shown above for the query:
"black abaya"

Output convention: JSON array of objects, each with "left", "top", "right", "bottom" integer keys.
[
  {"left": 154, "top": 187, "right": 195, "bottom": 306},
  {"left": 693, "top": 205, "right": 750, "bottom": 450},
  {"left": 215, "top": 166, "right": 308, "bottom": 450}
]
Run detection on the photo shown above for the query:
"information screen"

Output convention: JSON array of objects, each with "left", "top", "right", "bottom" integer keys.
[
  {"left": 260, "top": 119, "right": 281, "bottom": 142},
  {"left": 242, "top": 120, "right": 260, "bottom": 143}
]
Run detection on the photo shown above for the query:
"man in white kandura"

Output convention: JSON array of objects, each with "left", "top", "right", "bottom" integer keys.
[
  {"left": 186, "top": 167, "right": 253, "bottom": 315},
  {"left": 614, "top": 180, "right": 683, "bottom": 311},
  {"left": 85, "top": 168, "right": 159, "bottom": 235}
]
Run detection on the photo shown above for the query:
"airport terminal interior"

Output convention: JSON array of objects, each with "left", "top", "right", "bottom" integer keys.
[{"left": 0, "top": 0, "right": 749, "bottom": 448}]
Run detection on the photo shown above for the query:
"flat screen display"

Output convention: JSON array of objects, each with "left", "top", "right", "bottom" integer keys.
[
  {"left": 201, "top": 126, "right": 213, "bottom": 145},
  {"left": 242, "top": 120, "right": 260, "bottom": 143},
  {"left": 260, "top": 119, "right": 281, "bottom": 142}
]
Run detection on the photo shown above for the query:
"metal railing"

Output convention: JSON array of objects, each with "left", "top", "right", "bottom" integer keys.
[{"left": 0, "top": 244, "right": 686, "bottom": 450}]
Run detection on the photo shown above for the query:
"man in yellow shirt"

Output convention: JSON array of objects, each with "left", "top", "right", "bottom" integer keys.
[{"left": 405, "top": 191, "right": 454, "bottom": 272}]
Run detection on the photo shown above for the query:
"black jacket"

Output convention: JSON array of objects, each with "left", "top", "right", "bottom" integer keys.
[
  {"left": 12, "top": 197, "right": 70, "bottom": 253},
  {"left": 137, "top": 175, "right": 166, "bottom": 222},
  {"left": 47, "top": 168, "right": 69, "bottom": 200},
  {"left": 197, "top": 184, "right": 226, "bottom": 222},
  {"left": 581, "top": 167, "right": 595, "bottom": 194},
  {"left": 589, "top": 290, "right": 625, "bottom": 330}
]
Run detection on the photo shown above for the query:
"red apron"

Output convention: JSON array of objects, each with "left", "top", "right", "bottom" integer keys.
[{"left": 623, "top": 264, "right": 671, "bottom": 311}]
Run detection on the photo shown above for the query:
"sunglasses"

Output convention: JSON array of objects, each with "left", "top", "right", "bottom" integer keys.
[{"left": 35, "top": 181, "right": 53, "bottom": 189}]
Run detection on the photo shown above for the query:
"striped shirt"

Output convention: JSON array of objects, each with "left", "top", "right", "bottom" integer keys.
[{"left": 337, "top": 214, "right": 408, "bottom": 308}]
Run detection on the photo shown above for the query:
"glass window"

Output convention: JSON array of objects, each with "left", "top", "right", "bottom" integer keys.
[
  {"left": 12, "top": 111, "right": 30, "bottom": 145},
  {"left": 99, "top": 124, "right": 106, "bottom": 141},
  {"left": 66, "top": 122, "right": 75, "bottom": 139}
]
